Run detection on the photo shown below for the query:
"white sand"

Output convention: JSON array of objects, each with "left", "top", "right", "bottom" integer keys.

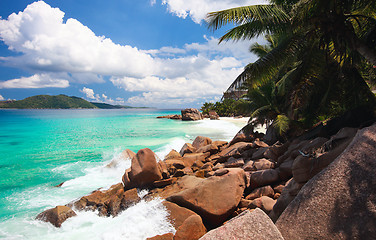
[
  {"left": 219, "top": 117, "right": 250, "bottom": 124},
  {"left": 219, "top": 117, "right": 267, "bottom": 134}
]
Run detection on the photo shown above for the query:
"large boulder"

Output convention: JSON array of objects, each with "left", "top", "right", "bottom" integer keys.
[
  {"left": 125, "top": 148, "right": 162, "bottom": 189},
  {"left": 174, "top": 215, "right": 207, "bottom": 240},
  {"left": 181, "top": 108, "right": 203, "bottom": 121},
  {"left": 276, "top": 123, "right": 376, "bottom": 239},
  {"left": 269, "top": 178, "right": 304, "bottom": 222},
  {"left": 167, "top": 168, "right": 246, "bottom": 228},
  {"left": 199, "top": 209, "right": 284, "bottom": 240},
  {"left": 292, "top": 128, "right": 357, "bottom": 183},
  {"left": 250, "top": 169, "right": 279, "bottom": 189},
  {"left": 36, "top": 205, "right": 76, "bottom": 227},
  {"left": 192, "top": 136, "right": 212, "bottom": 149},
  {"left": 217, "top": 142, "right": 252, "bottom": 162},
  {"left": 179, "top": 143, "right": 196, "bottom": 156}
]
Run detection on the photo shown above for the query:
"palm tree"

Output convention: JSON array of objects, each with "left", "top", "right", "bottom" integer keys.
[{"left": 207, "top": 0, "right": 376, "bottom": 127}]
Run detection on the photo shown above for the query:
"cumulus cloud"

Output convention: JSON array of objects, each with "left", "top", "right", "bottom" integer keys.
[
  {"left": 0, "top": 1, "right": 262, "bottom": 107},
  {"left": 80, "top": 87, "right": 96, "bottom": 99},
  {"left": 0, "top": 74, "right": 69, "bottom": 88},
  {"left": 160, "top": 0, "right": 269, "bottom": 23},
  {"left": 0, "top": 1, "right": 156, "bottom": 78},
  {"left": 0, "top": 94, "right": 4, "bottom": 100}
]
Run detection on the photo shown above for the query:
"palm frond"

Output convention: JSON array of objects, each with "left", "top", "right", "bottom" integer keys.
[{"left": 207, "top": 5, "right": 290, "bottom": 31}]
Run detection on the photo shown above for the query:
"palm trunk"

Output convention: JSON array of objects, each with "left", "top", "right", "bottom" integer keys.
[{"left": 352, "top": 35, "right": 376, "bottom": 66}]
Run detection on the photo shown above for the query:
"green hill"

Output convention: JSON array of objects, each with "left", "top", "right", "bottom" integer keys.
[
  {"left": 90, "top": 102, "right": 132, "bottom": 109},
  {"left": 0, "top": 95, "right": 99, "bottom": 109}
]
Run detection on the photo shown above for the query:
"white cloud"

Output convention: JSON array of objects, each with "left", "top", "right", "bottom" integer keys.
[
  {"left": 0, "top": 94, "right": 4, "bottom": 100},
  {"left": 0, "top": 74, "right": 69, "bottom": 88},
  {"left": 160, "top": 0, "right": 269, "bottom": 23},
  {"left": 0, "top": 1, "right": 156, "bottom": 78},
  {"left": 80, "top": 87, "right": 96, "bottom": 99},
  {"left": 0, "top": 1, "right": 264, "bottom": 107}
]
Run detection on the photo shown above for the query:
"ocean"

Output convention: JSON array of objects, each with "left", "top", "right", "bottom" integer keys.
[{"left": 0, "top": 109, "right": 245, "bottom": 239}]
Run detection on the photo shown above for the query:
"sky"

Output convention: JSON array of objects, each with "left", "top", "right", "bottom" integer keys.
[{"left": 0, "top": 0, "right": 268, "bottom": 108}]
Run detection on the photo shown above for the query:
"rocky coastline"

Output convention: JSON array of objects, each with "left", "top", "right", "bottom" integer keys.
[{"left": 36, "top": 108, "right": 376, "bottom": 239}]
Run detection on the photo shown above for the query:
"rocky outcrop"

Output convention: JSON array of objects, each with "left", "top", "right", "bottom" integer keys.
[
  {"left": 276, "top": 123, "right": 376, "bottom": 239},
  {"left": 199, "top": 209, "right": 284, "bottom": 240},
  {"left": 209, "top": 111, "right": 219, "bottom": 120},
  {"left": 73, "top": 183, "right": 141, "bottom": 217},
  {"left": 157, "top": 114, "right": 182, "bottom": 120},
  {"left": 181, "top": 108, "right": 203, "bottom": 121},
  {"left": 167, "top": 168, "right": 246, "bottom": 228},
  {"left": 36, "top": 205, "right": 77, "bottom": 227},
  {"left": 123, "top": 148, "right": 162, "bottom": 189}
]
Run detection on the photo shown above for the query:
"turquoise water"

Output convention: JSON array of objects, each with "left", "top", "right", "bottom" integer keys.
[{"left": 0, "top": 109, "right": 245, "bottom": 239}]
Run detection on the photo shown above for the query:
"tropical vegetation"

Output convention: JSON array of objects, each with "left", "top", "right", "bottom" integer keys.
[
  {"left": 0, "top": 95, "right": 132, "bottom": 109},
  {"left": 203, "top": 0, "right": 376, "bottom": 138}
]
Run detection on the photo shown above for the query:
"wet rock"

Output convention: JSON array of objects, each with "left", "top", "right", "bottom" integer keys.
[
  {"left": 36, "top": 205, "right": 76, "bottom": 227},
  {"left": 147, "top": 233, "right": 174, "bottom": 240},
  {"left": 127, "top": 148, "right": 162, "bottom": 189},
  {"left": 73, "top": 183, "right": 141, "bottom": 217}
]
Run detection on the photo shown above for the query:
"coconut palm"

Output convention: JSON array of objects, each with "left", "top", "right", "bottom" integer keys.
[{"left": 207, "top": 0, "right": 376, "bottom": 128}]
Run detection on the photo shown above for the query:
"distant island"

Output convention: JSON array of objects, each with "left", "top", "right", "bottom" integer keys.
[{"left": 0, "top": 94, "right": 136, "bottom": 109}]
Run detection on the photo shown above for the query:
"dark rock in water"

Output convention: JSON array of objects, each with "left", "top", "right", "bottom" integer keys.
[
  {"left": 181, "top": 108, "right": 203, "bottom": 121},
  {"left": 157, "top": 114, "right": 182, "bottom": 120},
  {"left": 276, "top": 123, "right": 376, "bottom": 239},
  {"left": 199, "top": 209, "right": 284, "bottom": 240},
  {"left": 73, "top": 183, "right": 141, "bottom": 217},
  {"left": 54, "top": 182, "right": 65, "bottom": 187},
  {"left": 36, "top": 205, "right": 76, "bottom": 227}
]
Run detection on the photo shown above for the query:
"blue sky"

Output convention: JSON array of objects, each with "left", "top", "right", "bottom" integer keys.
[{"left": 0, "top": 0, "right": 266, "bottom": 108}]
